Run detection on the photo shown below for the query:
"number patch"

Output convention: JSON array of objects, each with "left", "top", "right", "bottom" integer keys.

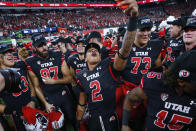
[
  {"left": 40, "top": 66, "right": 58, "bottom": 79},
  {"left": 167, "top": 47, "right": 175, "bottom": 62},
  {"left": 13, "top": 76, "right": 29, "bottom": 97},
  {"left": 131, "top": 57, "right": 151, "bottom": 74},
  {"left": 90, "top": 80, "right": 103, "bottom": 102},
  {"left": 154, "top": 110, "right": 192, "bottom": 130}
]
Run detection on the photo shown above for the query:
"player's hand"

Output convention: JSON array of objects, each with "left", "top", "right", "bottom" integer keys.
[
  {"left": 121, "top": 125, "right": 131, "bottom": 131},
  {"left": 116, "top": 0, "right": 138, "bottom": 17},
  {"left": 44, "top": 102, "right": 55, "bottom": 113},
  {"left": 42, "top": 77, "right": 55, "bottom": 85}
]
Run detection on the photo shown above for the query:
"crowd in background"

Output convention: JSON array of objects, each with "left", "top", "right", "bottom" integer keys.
[
  {"left": 0, "top": 0, "right": 116, "bottom": 4},
  {"left": 0, "top": 0, "right": 195, "bottom": 40}
]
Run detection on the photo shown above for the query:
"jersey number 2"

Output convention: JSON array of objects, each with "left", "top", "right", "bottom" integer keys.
[
  {"left": 154, "top": 110, "right": 192, "bottom": 130},
  {"left": 90, "top": 80, "right": 103, "bottom": 102}
]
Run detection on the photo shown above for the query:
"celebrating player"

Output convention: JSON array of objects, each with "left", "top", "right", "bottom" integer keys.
[{"left": 76, "top": 0, "right": 139, "bottom": 130}]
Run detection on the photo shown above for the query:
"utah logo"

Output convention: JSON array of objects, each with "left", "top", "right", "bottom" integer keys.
[
  {"left": 109, "top": 115, "right": 116, "bottom": 122},
  {"left": 179, "top": 70, "right": 190, "bottom": 78},
  {"left": 160, "top": 93, "right": 169, "bottom": 101}
]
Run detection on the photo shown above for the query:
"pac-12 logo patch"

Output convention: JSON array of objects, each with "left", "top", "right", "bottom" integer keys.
[{"left": 160, "top": 93, "right": 169, "bottom": 101}]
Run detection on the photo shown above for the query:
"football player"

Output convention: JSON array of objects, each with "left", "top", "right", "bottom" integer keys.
[
  {"left": 122, "top": 50, "right": 196, "bottom": 131},
  {"left": 26, "top": 33, "right": 76, "bottom": 130},
  {"left": 0, "top": 45, "right": 35, "bottom": 130},
  {"left": 183, "top": 17, "right": 196, "bottom": 51},
  {"left": 76, "top": 0, "right": 139, "bottom": 130},
  {"left": 164, "top": 17, "right": 185, "bottom": 68}
]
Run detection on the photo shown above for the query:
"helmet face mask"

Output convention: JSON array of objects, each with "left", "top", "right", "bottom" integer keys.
[
  {"left": 22, "top": 106, "right": 64, "bottom": 130},
  {"left": 36, "top": 113, "right": 49, "bottom": 128},
  {"left": 23, "top": 112, "right": 49, "bottom": 131}
]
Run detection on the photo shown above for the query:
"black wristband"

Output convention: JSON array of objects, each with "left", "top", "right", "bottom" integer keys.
[
  {"left": 118, "top": 50, "right": 129, "bottom": 60},
  {"left": 122, "top": 109, "right": 131, "bottom": 126},
  {"left": 31, "top": 96, "right": 37, "bottom": 102},
  {"left": 127, "top": 17, "right": 138, "bottom": 31},
  {"left": 78, "top": 103, "right": 86, "bottom": 107}
]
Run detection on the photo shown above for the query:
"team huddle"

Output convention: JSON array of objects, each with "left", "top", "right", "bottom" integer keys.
[{"left": 0, "top": 0, "right": 196, "bottom": 131}]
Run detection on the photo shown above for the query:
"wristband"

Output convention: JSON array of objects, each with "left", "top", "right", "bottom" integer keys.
[
  {"left": 122, "top": 109, "right": 131, "bottom": 126},
  {"left": 78, "top": 103, "right": 86, "bottom": 107},
  {"left": 127, "top": 17, "right": 138, "bottom": 31},
  {"left": 118, "top": 50, "right": 129, "bottom": 60}
]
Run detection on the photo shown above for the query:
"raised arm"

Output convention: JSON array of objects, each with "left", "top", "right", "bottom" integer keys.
[{"left": 113, "top": 0, "right": 138, "bottom": 71}]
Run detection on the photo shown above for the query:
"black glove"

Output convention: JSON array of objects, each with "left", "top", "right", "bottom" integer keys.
[{"left": 0, "top": 68, "right": 22, "bottom": 93}]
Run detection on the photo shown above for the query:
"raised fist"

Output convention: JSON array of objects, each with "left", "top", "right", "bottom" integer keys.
[{"left": 116, "top": 0, "right": 138, "bottom": 17}]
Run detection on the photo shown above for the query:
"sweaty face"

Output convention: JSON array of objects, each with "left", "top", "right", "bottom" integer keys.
[
  {"left": 183, "top": 28, "right": 196, "bottom": 45},
  {"left": 77, "top": 42, "right": 85, "bottom": 54},
  {"left": 35, "top": 43, "right": 49, "bottom": 58},
  {"left": 169, "top": 25, "right": 182, "bottom": 38},
  {"left": 135, "top": 28, "right": 151, "bottom": 47},
  {"left": 0, "top": 51, "right": 14, "bottom": 68},
  {"left": 85, "top": 48, "right": 101, "bottom": 65}
]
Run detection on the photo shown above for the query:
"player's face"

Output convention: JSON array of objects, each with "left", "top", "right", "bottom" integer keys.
[
  {"left": 77, "top": 42, "right": 85, "bottom": 54},
  {"left": 0, "top": 51, "right": 14, "bottom": 68},
  {"left": 136, "top": 28, "right": 151, "bottom": 46},
  {"left": 52, "top": 44, "right": 59, "bottom": 51},
  {"left": 85, "top": 48, "right": 101, "bottom": 65},
  {"left": 35, "top": 43, "right": 49, "bottom": 58},
  {"left": 58, "top": 42, "right": 66, "bottom": 50},
  {"left": 169, "top": 25, "right": 182, "bottom": 38},
  {"left": 183, "top": 28, "right": 196, "bottom": 45},
  {"left": 182, "top": 81, "right": 196, "bottom": 97}
]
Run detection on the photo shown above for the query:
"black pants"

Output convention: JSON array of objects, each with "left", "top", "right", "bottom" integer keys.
[{"left": 88, "top": 112, "right": 119, "bottom": 131}]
